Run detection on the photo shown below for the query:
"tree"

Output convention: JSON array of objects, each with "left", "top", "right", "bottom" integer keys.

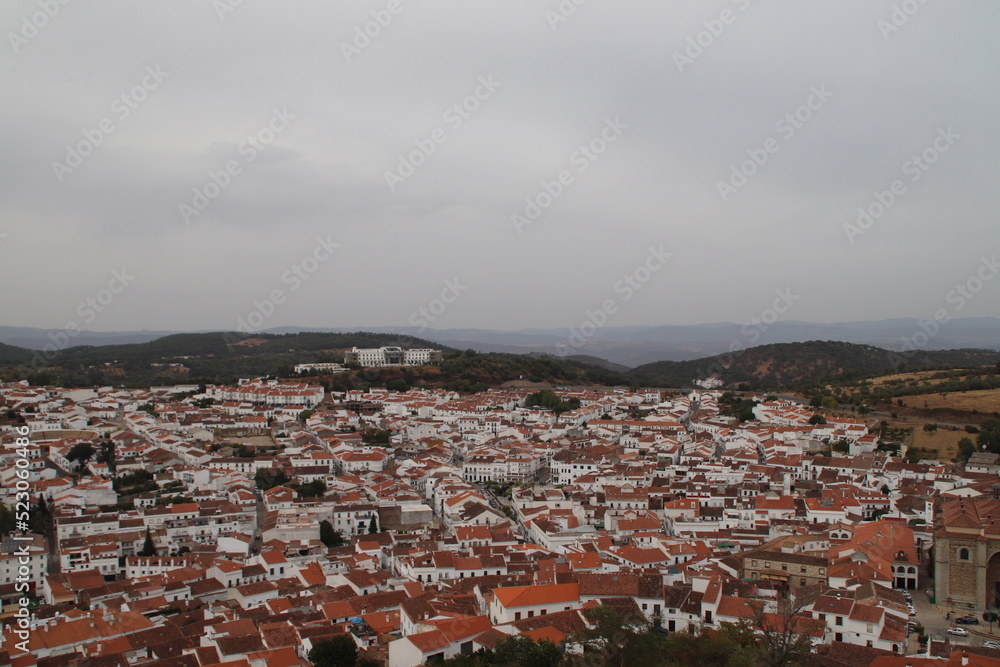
[
  {"left": 566, "top": 604, "right": 665, "bottom": 667},
  {"left": 320, "top": 520, "right": 345, "bottom": 548},
  {"left": 296, "top": 480, "right": 327, "bottom": 498},
  {"left": 748, "top": 597, "right": 816, "bottom": 667},
  {"left": 361, "top": 429, "right": 392, "bottom": 446},
  {"left": 985, "top": 611, "right": 999, "bottom": 633},
  {"left": 387, "top": 378, "right": 409, "bottom": 392},
  {"left": 808, "top": 414, "right": 827, "bottom": 425},
  {"left": 832, "top": 439, "right": 850, "bottom": 454},
  {"left": 96, "top": 439, "right": 116, "bottom": 473},
  {"left": 66, "top": 442, "right": 96, "bottom": 468},
  {"left": 368, "top": 518, "right": 378, "bottom": 534},
  {"left": 492, "top": 636, "right": 562, "bottom": 667},
  {"left": 957, "top": 437, "right": 976, "bottom": 463},
  {"left": 979, "top": 418, "right": 1000, "bottom": 454},
  {"left": 255, "top": 468, "right": 289, "bottom": 491},
  {"left": 661, "top": 621, "right": 760, "bottom": 667},
  {"left": 138, "top": 529, "right": 156, "bottom": 557},
  {"left": 442, "top": 635, "right": 564, "bottom": 667},
  {"left": 0, "top": 503, "right": 15, "bottom": 535},
  {"left": 308, "top": 634, "right": 358, "bottom": 667}
]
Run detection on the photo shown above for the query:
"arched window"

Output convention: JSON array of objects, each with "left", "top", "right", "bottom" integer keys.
[{"left": 958, "top": 548, "right": 971, "bottom": 561}]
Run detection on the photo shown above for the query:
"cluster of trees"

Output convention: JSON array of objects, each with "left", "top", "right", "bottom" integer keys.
[
  {"left": 435, "top": 604, "right": 814, "bottom": 667},
  {"left": 439, "top": 635, "right": 562, "bottom": 666},
  {"left": 306, "top": 633, "right": 379, "bottom": 667},
  {"left": 955, "top": 419, "right": 1000, "bottom": 463},
  {"left": 718, "top": 392, "right": 760, "bottom": 422},
  {"left": 255, "top": 468, "right": 290, "bottom": 491},
  {"left": 319, "top": 520, "right": 347, "bottom": 548},
  {"left": 113, "top": 469, "right": 157, "bottom": 494},
  {"left": 292, "top": 480, "right": 327, "bottom": 498},
  {"left": 525, "top": 389, "right": 581, "bottom": 415},
  {"left": 0, "top": 496, "right": 51, "bottom": 536},
  {"left": 978, "top": 418, "right": 1000, "bottom": 453},
  {"left": 868, "top": 371, "right": 1000, "bottom": 402},
  {"left": 438, "top": 352, "right": 623, "bottom": 391},
  {"left": 361, "top": 429, "right": 392, "bottom": 445}
]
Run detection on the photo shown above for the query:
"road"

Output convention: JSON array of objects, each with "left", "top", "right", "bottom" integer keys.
[{"left": 911, "top": 580, "right": 998, "bottom": 649}]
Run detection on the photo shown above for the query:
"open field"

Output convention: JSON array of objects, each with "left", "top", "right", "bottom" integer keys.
[
  {"left": 908, "top": 427, "right": 970, "bottom": 461},
  {"left": 897, "top": 388, "right": 1000, "bottom": 414},
  {"left": 870, "top": 370, "right": 950, "bottom": 387}
]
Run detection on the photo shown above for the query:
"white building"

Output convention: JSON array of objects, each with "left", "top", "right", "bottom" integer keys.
[{"left": 344, "top": 347, "right": 442, "bottom": 367}]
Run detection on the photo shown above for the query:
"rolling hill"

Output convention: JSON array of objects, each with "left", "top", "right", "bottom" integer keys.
[
  {"left": 627, "top": 340, "right": 1000, "bottom": 389},
  {"left": 3, "top": 333, "right": 998, "bottom": 392}
]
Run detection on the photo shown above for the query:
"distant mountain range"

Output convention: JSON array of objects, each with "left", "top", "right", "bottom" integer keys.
[{"left": 4, "top": 317, "right": 998, "bottom": 368}]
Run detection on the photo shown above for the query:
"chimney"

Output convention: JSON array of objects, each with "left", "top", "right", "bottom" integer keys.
[{"left": 962, "top": 654, "right": 970, "bottom": 666}]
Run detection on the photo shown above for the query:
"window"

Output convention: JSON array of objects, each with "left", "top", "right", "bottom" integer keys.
[
  {"left": 959, "top": 548, "right": 971, "bottom": 561},
  {"left": 835, "top": 616, "right": 843, "bottom": 626},
  {"left": 800, "top": 566, "right": 807, "bottom": 573}
]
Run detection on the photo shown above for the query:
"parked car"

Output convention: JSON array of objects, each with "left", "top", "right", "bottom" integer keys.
[
  {"left": 983, "top": 640, "right": 1000, "bottom": 649},
  {"left": 908, "top": 605, "right": 917, "bottom": 616},
  {"left": 948, "top": 627, "right": 970, "bottom": 637},
  {"left": 956, "top": 615, "right": 980, "bottom": 625}
]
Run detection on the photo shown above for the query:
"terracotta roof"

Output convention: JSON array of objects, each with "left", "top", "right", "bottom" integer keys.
[{"left": 493, "top": 583, "right": 580, "bottom": 608}]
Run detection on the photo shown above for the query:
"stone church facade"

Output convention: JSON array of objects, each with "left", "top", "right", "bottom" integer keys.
[{"left": 934, "top": 494, "right": 1000, "bottom": 611}]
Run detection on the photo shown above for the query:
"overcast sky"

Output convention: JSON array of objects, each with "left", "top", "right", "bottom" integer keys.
[{"left": 3, "top": 1, "right": 999, "bottom": 335}]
